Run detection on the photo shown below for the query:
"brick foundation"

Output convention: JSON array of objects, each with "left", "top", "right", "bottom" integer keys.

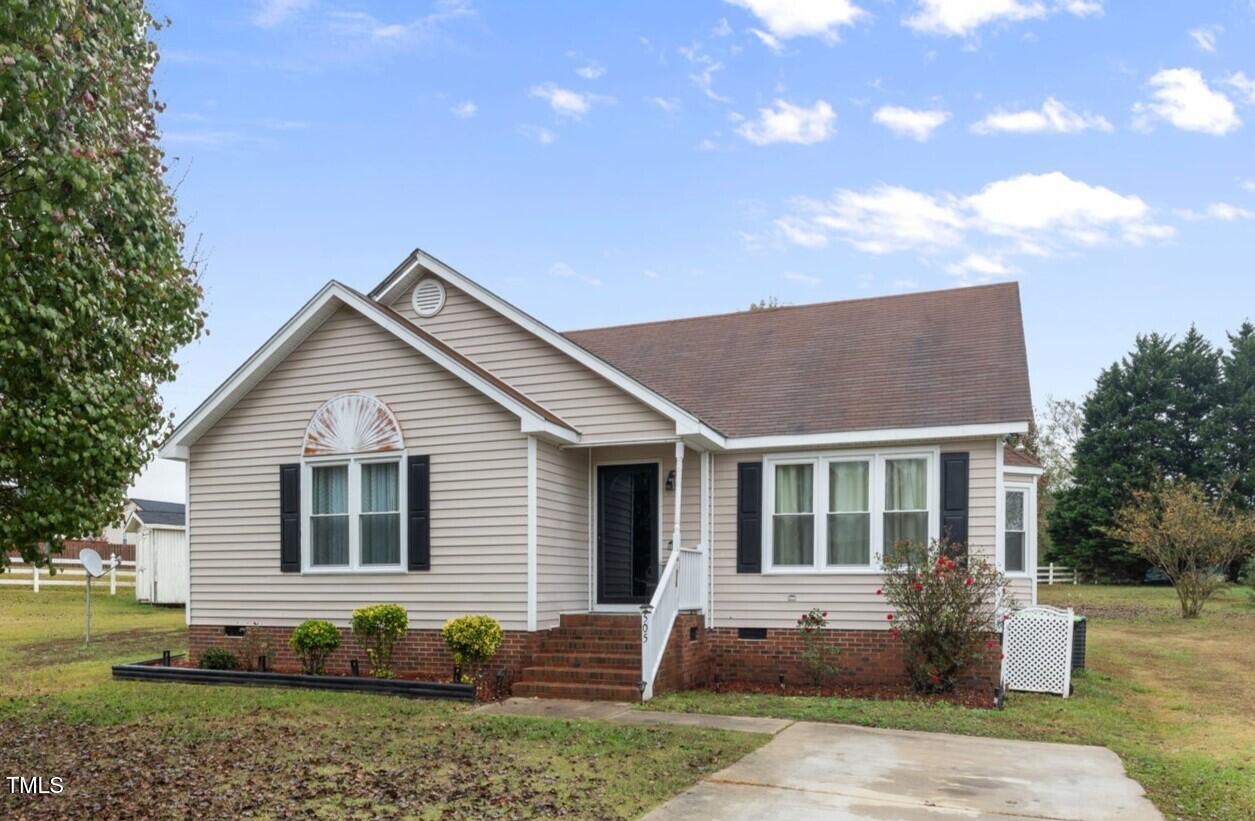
[
  {"left": 707, "top": 627, "right": 999, "bottom": 688},
  {"left": 188, "top": 625, "right": 540, "bottom": 687},
  {"left": 653, "top": 613, "right": 711, "bottom": 695}
]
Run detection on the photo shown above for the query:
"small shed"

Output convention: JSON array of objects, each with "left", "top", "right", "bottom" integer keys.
[{"left": 125, "top": 499, "right": 187, "bottom": 605}]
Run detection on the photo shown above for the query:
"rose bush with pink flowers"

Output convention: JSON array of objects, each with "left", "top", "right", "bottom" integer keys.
[{"left": 877, "top": 538, "right": 1008, "bottom": 693}]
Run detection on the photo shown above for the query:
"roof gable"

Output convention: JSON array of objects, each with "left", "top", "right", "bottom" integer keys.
[{"left": 159, "top": 282, "right": 577, "bottom": 459}]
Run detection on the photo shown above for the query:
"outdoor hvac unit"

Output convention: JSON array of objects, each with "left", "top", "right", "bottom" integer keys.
[{"left": 1001, "top": 605, "right": 1075, "bottom": 698}]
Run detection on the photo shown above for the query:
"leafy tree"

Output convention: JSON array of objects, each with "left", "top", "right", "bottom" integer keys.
[
  {"left": 1049, "top": 331, "right": 1221, "bottom": 578},
  {"left": 1108, "top": 480, "right": 1255, "bottom": 618},
  {"left": 0, "top": 2, "right": 204, "bottom": 567},
  {"left": 1207, "top": 322, "right": 1255, "bottom": 510}
]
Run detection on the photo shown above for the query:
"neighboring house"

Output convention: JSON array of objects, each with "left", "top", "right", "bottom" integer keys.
[
  {"left": 160, "top": 249, "right": 1039, "bottom": 700},
  {"left": 126, "top": 499, "right": 188, "bottom": 605},
  {"left": 98, "top": 498, "right": 140, "bottom": 545}
]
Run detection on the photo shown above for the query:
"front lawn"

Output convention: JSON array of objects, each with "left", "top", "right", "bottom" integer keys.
[
  {"left": 647, "top": 584, "right": 1254, "bottom": 821},
  {"left": 0, "top": 590, "right": 764, "bottom": 818}
]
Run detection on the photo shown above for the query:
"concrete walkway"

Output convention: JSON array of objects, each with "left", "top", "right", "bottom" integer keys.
[
  {"left": 478, "top": 698, "right": 1160, "bottom": 820},
  {"left": 646, "top": 721, "right": 1161, "bottom": 821}
]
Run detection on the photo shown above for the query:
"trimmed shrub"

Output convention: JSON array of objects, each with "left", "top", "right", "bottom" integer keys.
[
  {"left": 289, "top": 619, "right": 341, "bottom": 675},
  {"left": 880, "top": 538, "right": 1007, "bottom": 694},
  {"left": 441, "top": 615, "right": 504, "bottom": 683},
  {"left": 351, "top": 604, "right": 408, "bottom": 679},
  {"left": 795, "top": 607, "right": 840, "bottom": 686},
  {"left": 197, "top": 647, "right": 239, "bottom": 670}
]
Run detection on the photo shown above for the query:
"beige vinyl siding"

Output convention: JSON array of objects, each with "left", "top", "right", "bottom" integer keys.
[
  {"left": 391, "top": 282, "right": 675, "bottom": 441},
  {"left": 188, "top": 306, "right": 530, "bottom": 630},
  {"left": 536, "top": 441, "right": 590, "bottom": 628},
  {"left": 710, "top": 438, "right": 999, "bottom": 630}
]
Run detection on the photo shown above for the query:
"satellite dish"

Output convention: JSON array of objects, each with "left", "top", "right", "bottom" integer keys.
[{"left": 80, "top": 548, "right": 104, "bottom": 578}]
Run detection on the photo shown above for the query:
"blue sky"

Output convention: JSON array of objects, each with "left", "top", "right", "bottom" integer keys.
[{"left": 132, "top": 0, "right": 1255, "bottom": 500}]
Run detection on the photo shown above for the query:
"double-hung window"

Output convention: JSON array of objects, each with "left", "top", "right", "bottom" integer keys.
[
  {"left": 1003, "top": 485, "right": 1029, "bottom": 574},
  {"left": 765, "top": 449, "right": 936, "bottom": 573},
  {"left": 304, "top": 456, "right": 405, "bottom": 572}
]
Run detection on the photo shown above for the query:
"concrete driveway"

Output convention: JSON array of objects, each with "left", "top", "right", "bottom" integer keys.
[{"left": 645, "top": 721, "right": 1160, "bottom": 820}]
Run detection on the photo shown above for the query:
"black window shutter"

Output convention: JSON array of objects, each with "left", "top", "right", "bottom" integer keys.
[
  {"left": 279, "top": 463, "right": 301, "bottom": 572},
  {"left": 736, "top": 462, "right": 762, "bottom": 574},
  {"left": 407, "top": 455, "right": 431, "bottom": 571},
  {"left": 940, "top": 452, "right": 969, "bottom": 549}
]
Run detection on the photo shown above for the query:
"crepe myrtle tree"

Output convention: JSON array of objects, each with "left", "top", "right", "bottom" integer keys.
[
  {"left": 0, "top": 0, "right": 204, "bottom": 567},
  {"left": 1108, "top": 480, "right": 1255, "bottom": 618}
]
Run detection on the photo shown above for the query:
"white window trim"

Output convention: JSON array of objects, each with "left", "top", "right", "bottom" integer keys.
[
  {"left": 301, "top": 451, "right": 408, "bottom": 574},
  {"left": 762, "top": 446, "right": 940, "bottom": 575},
  {"left": 1001, "top": 479, "right": 1036, "bottom": 579}
]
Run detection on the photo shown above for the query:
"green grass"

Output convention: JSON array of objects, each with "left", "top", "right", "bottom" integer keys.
[
  {"left": 0, "top": 590, "right": 764, "bottom": 818},
  {"left": 646, "top": 584, "right": 1255, "bottom": 821}
]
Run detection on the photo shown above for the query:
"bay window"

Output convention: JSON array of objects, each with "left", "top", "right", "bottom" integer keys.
[
  {"left": 764, "top": 449, "right": 936, "bottom": 573},
  {"left": 303, "top": 455, "right": 405, "bottom": 572}
]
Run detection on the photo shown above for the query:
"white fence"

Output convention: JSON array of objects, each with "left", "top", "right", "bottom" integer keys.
[
  {"left": 1037, "top": 563, "right": 1082, "bottom": 585},
  {"left": 640, "top": 545, "right": 706, "bottom": 701},
  {"left": 1, "top": 555, "right": 136, "bottom": 595}
]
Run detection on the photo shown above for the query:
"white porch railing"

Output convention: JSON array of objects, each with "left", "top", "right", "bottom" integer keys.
[{"left": 640, "top": 544, "right": 705, "bottom": 700}]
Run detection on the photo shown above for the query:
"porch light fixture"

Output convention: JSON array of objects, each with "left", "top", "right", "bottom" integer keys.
[{"left": 665, "top": 470, "right": 675, "bottom": 491}]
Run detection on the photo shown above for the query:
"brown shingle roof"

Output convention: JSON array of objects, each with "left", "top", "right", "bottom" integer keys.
[
  {"left": 564, "top": 282, "right": 1032, "bottom": 439},
  {"left": 1004, "top": 448, "right": 1042, "bottom": 468}
]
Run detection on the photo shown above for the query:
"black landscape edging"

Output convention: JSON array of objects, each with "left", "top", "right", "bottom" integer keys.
[{"left": 112, "top": 657, "right": 475, "bottom": 702}]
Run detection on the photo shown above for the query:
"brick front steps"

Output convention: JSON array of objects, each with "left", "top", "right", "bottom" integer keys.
[{"left": 512, "top": 613, "right": 642, "bottom": 701}]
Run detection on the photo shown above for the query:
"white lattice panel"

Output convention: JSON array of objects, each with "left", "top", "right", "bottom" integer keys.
[{"left": 1001, "top": 606, "right": 1074, "bottom": 698}]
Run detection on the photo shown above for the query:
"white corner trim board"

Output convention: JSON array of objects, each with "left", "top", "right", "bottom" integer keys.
[
  {"left": 158, "top": 281, "right": 579, "bottom": 460},
  {"left": 526, "top": 436, "right": 538, "bottom": 632}
]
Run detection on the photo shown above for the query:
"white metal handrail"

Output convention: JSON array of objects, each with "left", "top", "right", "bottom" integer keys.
[{"left": 640, "top": 544, "right": 705, "bottom": 701}]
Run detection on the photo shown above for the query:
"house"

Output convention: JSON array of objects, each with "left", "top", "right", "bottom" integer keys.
[
  {"left": 159, "top": 249, "right": 1039, "bottom": 700},
  {"left": 98, "top": 498, "right": 140, "bottom": 545},
  {"left": 125, "top": 499, "right": 188, "bottom": 605}
]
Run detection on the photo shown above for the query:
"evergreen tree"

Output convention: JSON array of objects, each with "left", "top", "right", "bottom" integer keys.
[
  {"left": 1049, "top": 331, "right": 1220, "bottom": 578},
  {"left": 1208, "top": 322, "right": 1255, "bottom": 509}
]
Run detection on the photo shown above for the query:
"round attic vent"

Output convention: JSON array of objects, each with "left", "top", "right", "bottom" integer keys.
[{"left": 411, "top": 277, "right": 446, "bottom": 318}]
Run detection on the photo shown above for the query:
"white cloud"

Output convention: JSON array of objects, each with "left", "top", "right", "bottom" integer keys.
[
  {"left": 1188, "top": 25, "right": 1221, "bottom": 53},
  {"left": 712, "top": 17, "right": 733, "bottom": 37},
  {"left": 679, "top": 43, "right": 731, "bottom": 103},
  {"left": 518, "top": 124, "right": 556, "bottom": 144},
  {"left": 1241, "top": 179, "right": 1255, "bottom": 192},
  {"left": 575, "top": 62, "right": 606, "bottom": 80},
  {"left": 1226, "top": 71, "right": 1255, "bottom": 104},
  {"left": 944, "top": 253, "right": 1017, "bottom": 280},
  {"left": 750, "top": 28, "right": 785, "bottom": 52},
  {"left": 253, "top": 0, "right": 312, "bottom": 28},
  {"left": 651, "top": 96, "right": 680, "bottom": 113},
  {"left": 783, "top": 271, "right": 822, "bottom": 285},
  {"left": 775, "top": 171, "right": 1171, "bottom": 263},
  {"left": 327, "top": 2, "right": 474, "bottom": 43},
  {"left": 530, "top": 82, "right": 613, "bottom": 118},
  {"left": 736, "top": 99, "right": 837, "bottom": 145},
  {"left": 904, "top": 1, "right": 1100, "bottom": 38},
  {"left": 642, "top": 269, "right": 660, "bottom": 279},
  {"left": 451, "top": 101, "right": 477, "bottom": 118},
  {"left": 724, "top": 0, "right": 867, "bottom": 42},
  {"left": 971, "top": 97, "right": 1112, "bottom": 134},
  {"left": 549, "top": 262, "right": 602, "bottom": 286},
  {"left": 1178, "top": 202, "right": 1255, "bottom": 221},
  {"left": 873, "top": 105, "right": 951, "bottom": 141},
  {"left": 1133, "top": 68, "right": 1240, "bottom": 135}
]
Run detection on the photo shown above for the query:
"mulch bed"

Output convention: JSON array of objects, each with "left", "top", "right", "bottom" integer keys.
[{"left": 707, "top": 680, "right": 997, "bottom": 708}]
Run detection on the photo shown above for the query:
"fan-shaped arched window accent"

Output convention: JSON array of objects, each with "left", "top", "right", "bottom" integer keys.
[{"left": 303, "top": 392, "right": 404, "bottom": 457}]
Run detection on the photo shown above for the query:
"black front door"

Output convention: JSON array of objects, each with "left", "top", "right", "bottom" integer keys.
[{"left": 597, "top": 463, "right": 659, "bottom": 605}]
